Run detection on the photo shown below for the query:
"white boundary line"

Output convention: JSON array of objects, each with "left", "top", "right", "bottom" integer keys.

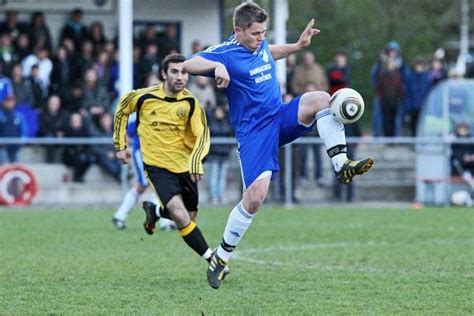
[{"left": 232, "top": 238, "right": 474, "bottom": 277}]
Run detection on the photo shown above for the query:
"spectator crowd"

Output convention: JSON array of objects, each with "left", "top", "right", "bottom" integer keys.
[{"left": 0, "top": 8, "right": 457, "bottom": 203}]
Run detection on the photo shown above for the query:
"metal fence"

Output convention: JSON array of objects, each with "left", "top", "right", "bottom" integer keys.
[{"left": 1, "top": 136, "right": 473, "bottom": 207}]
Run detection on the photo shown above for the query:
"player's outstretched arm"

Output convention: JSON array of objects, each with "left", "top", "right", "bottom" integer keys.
[
  {"left": 269, "top": 19, "right": 320, "bottom": 60},
  {"left": 183, "top": 56, "right": 230, "bottom": 88}
]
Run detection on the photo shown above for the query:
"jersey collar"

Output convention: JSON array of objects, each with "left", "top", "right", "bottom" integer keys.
[{"left": 156, "top": 83, "right": 189, "bottom": 100}]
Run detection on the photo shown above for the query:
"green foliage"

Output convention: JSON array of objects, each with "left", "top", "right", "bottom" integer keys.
[
  {"left": 1, "top": 206, "right": 473, "bottom": 314},
  {"left": 286, "top": 0, "right": 460, "bottom": 129}
]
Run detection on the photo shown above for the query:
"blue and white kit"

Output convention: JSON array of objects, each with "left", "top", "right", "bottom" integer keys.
[{"left": 197, "top": 35, "right": 313, "bottom": 188}]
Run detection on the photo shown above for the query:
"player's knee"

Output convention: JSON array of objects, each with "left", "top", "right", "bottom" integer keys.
[
  {"left": 244, "top": 188, "right": 267, "bottom": 212},
  {"left": 315, "top": 91, "right": 331, "bottom": 110}
]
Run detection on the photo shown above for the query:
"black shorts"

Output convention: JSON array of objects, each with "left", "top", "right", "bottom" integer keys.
[{"left": 143, "top": 164, "right": 199, "bottom": 212}]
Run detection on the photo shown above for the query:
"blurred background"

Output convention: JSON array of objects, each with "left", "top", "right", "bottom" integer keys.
[{"left": 1, "top": 0, "right": 474, "bottom": 209}]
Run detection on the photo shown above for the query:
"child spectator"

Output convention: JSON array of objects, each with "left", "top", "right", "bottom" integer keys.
[{"left": 39, "top": 94, "right": 68, "bottom": 162}]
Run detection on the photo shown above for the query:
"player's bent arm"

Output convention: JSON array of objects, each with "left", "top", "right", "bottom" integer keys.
[
  {"left": 269, "top": 43, "right": 302, "bottom": 60},
  {"left": 183, "top": 56, "right": 230, "bottom": 88},
  {"left": 183, "top": 56, "right": 221, "bottom": 75}
]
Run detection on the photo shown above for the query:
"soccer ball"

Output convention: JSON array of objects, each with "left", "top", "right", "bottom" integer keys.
[
  {"left": 451, "top": 190, "right": 473, "bottom": 207},
  {"left": 329, "top": 88, "right": 365, "bottom": 124}
]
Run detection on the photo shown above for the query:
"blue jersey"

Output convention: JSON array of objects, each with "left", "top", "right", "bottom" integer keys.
[{"left": 197, "top": 35, "right": 282, "bottom": 141}]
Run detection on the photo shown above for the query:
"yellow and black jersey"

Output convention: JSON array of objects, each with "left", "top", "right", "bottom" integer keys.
[{"left": 113, "top": 84, "right": 210, "bottom": 175}]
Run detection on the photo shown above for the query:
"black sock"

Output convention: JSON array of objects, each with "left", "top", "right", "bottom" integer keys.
[{"left": 179, "top": 221, "right": 210, "bottom": 257}]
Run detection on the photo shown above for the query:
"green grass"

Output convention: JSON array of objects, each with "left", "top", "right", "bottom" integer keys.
[{"left": 1, "top": 206, "right": 473, "bottom": 315}]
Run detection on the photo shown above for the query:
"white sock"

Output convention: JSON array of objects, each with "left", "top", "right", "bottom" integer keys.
[
  {"left": 113, "top": 189, "right": 139, "bottom": 221},
  {"left": 145, "top": 192, "right": 162, "bottom": 217},
  {"left": 316, "top": 109, "right": 348, "bottom": 171},
  {"left": 216, "top": 201, "right": 254, "bottom": 262},
  {"left": 202, "top": 248, "right": 213, "bottom": 261}
]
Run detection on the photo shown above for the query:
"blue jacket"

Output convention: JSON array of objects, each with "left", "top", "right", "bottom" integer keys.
[
  {"left": 0, "top": 108, "right": 26, "bottom": 138},
  {"left": 405, "top": 70, "right": 431, "bottom": 112}
]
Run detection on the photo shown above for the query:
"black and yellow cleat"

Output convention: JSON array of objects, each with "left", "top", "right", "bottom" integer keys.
[
  {"left": 142, "top": 201, "right": 159, "bottom": 235},
  {"left": 336, "top": 158, "right": 374, "bottom": 185},
  {"left": 207, "top": 252, "right": 228, "bottom": 289}
]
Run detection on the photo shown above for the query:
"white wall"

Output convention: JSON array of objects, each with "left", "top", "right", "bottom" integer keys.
[{"left": 0, "top": 0, "right": 221, "bottom": 56}]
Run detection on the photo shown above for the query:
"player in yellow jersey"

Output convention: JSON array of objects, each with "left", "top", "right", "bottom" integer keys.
[{"left": 113, "top": 54, "right": 220, "bottom": 267}]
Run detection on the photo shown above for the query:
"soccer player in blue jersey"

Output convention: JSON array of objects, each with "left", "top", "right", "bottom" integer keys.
[{"left": 183, "top": 1, "right": 373, "bottom": 289}]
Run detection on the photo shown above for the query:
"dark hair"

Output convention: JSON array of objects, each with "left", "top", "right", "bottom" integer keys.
[
  {"left": 161, "top": 53, "right": 186, "bottom": 75},
  {"left": 233, "top": 2, "right": 268, "bottom": 29}
]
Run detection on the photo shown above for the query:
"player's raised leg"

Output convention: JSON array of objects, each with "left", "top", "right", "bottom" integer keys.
[{"left": 298, "top": 91, "right": 373, "bottom": 184}]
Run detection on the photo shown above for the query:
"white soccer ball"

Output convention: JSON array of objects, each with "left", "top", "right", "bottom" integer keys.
[
  {"left": 451, "top": 190, "right": 473, "bottom": 207},
  {"left": 329, "top": 88, "right": 365, "bottom": 124}
]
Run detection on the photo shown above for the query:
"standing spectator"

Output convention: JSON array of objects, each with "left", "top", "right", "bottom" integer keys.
[
  {"left": 291, "top": 50, "right": 328, "bottom": 95},
  {"left": 0, "top": 95, "right": 25, "bottom": 164},
  {"left": 137, "top": 42, "right": 160, "bottom": 88},
  {"left": 0, "top": 32, "right": 18, "bottom": 75},
  {"left": 14, "top": 32, "right": 31, "bottom": 61},
  {"left": 156, "top": 23, "right": 179, "bottom": 59},
  {"left": 90, "top": 112, "right": 121, "bottom": 182},
  {"left": 376, "top": 57, "right": 404, "bottom": 137},
  {"left": 285, "top": 54, "right": 296, "bottom": 95},
  {"left": 190, "top": 40, "right": 203, "bottom": 56},
  {"left": 27, "top": 65, "right": 46, "bottom": 110},
  {"left": 404, "top": 58, "right": 431, "bottom": 136},
  {"left": 28, "top": 11, "right": 52, "bottom": 52},
  {"left": 81, "top": 68, "right": 111, "bottom": 124},
  {"left": 11, "top": 63, "right": 34, "bottom": 107},
  {"left": 71, "top": 39, "right": 95, "bottom": 80},
  {"left": 298, "top": 82, "right": 326, "bottom": 186},
  {"left": 188, "top": 76, "right": 216, "bottom": 111},
  {"left": 92, "top": 50, "right": 112, "bottom": 90},
  {"left": 87, "top": 21, "right": 107, "bottom": 52},
  {"left": 11, "top": 62, "right": 38, "bottom": 137},
  {"left": 62, "top": 112, "right": 91, "bottom": 182},
  {"left": 38, "top": 94, "right": 68, "bottom": 162},
  {"left": 21, "top": 47, "right": 53, "bottom": 92},
  {"left": 60, "top": 80, "right": 83, "bottom": 113},
  {"left": 59, "top": 8, "right": 88, "bottom": 49},
  {"left": 327, "top": 51, "right": 350, "bottom": 95},
  {"left": 428, "top": 58, "right": 447, "bottom": 87},
  {"left": 371, "top": 41, "right": 408, "bottom": 136},
  {"left": 50, "top": 45, "right": 72, "bottom": 95},
  {"left": 291, "top": 51, "right": 328, "bottom": 185},
  {"left": 0, "top": 62, "right": 14, "bottom": 104},
  {"left": 137, "top": 24, "right": 158, "bottom": 52},
  {"left": 0, "top": 10, "right": 27, "bottom": 41},
  {"left": 206, "top": 106, "right": 234, "bottom": 204}
]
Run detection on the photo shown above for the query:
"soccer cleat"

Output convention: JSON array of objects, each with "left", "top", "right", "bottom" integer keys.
[
  {"left": 142, "top": 201, "right": 159, "bottom": 235},
  {"left": 207, "top": 252, "right": 228, "bottom": 289},
  {"left": 112, "top": 217, "right": 126, "bottom": 230},
  {"left": 336, "top": 158, "right": 374, "bottom": 185}
]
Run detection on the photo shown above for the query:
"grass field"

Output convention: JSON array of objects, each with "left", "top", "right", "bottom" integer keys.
[{"left": 1, "top": 205, "right": 473, "bottom": 314}]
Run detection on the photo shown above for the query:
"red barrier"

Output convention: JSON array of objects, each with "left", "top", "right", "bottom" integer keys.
[{"left": 0, "top": 164, "right": 38, "bottom": 206}]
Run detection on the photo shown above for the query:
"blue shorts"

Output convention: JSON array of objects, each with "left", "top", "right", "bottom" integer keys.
[
  {"left": 237, "top": 96, "right": 313, "bottom": 188},
  {"left": 131, "top": 136, "right": 149, "bottom": 187}
]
